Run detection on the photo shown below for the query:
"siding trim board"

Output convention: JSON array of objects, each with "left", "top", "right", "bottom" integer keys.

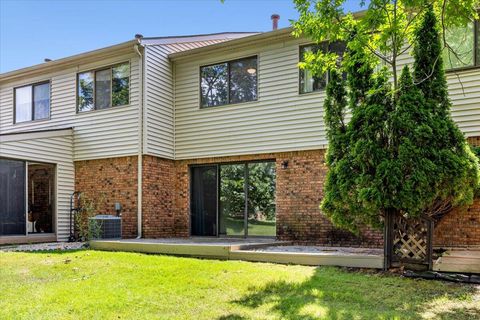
[{"left": 0, "top": 127, "right": 73, "bottom": 142}]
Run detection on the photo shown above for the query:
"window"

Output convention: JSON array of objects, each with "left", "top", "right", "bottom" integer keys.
[
  {"left": 77, "top": 62, "right": 130, "bottom": 112},
  {"left": 444, "top": 20, "right": 480, "bottom": 70},
  {"left": 14, "top": 82, "right": 50, "bottom": 123},
  {"left": 299, "top": 42, "right": 346, "bottom": 94},
  {"left": 200, "top": 56, "right": 257, "bottom": 108}
]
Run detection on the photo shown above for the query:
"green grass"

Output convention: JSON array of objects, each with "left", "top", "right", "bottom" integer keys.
[{"left": 0, "top": 250, "right": 479, "bottom": 320}]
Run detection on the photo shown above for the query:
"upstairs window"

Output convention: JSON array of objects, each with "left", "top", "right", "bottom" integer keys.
[
  {"left": 443, "top": 20, "right": 479, "bottom": 70},
  {"left": 299, "top": 42, "right": 346, "bottom": 94},
  {"left": 200, "top": 56, "right": 257, "bottom": 108},
  {"left": 77, "top": 62, "right": 130, "bottom": 112},
  {"left": 14, "top": 82, "right": 50, "bottom": 123}
]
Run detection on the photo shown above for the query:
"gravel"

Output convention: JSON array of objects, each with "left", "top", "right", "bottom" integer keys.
[
  {"left": 0, "top": 242, "right": 87, "bottom": 252},
  {"left": 251, "top": 246, "right": 383, "bottom": 256}
]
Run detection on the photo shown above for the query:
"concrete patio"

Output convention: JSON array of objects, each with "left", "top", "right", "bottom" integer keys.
[{"left": 89, "top": 238, "right": 385, "bottom": 269}]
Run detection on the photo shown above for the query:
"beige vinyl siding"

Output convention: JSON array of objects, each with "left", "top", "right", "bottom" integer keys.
[
  {"left": 173, "top": 36, "right": 480, "bottom": 159},
  {"left": 0, "top": 131, "right": 74, "bottom": 241},
  {"left": 0, "top": 53, "right": 141, "bottom": 161},
  {"left": 144, "top": 45, "right": 175, "bottom": 158},
  {"left": 174, "top": 38, "right": 327, "bottom": 159},
  {"left": 395, "top": 49, "right": 480, "bottom": 137},
  {"left": 143, "top": 40, "right": 231, "bottom": 159}
]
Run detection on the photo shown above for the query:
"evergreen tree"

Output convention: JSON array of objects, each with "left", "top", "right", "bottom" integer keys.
[
  {"left": 413, "top": 6, "right": 449, "bottom": 116},
  {"left": 343, "top": 28, "right": 374, "bottom": 110},
  {"left": 321, "top": 6, "right": 479, "bottom": 232},
  {"left": 410, "top": 7, "right": 479, "bottom": 216}
]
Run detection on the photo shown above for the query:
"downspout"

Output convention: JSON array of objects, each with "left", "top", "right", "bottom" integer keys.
[{"left": 134, "top": 41, "right": 143, "bottom": 239}]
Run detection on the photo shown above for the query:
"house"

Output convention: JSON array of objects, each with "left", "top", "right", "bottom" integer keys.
[{"left": 1, "top": 17, "right": 479, "bottom": 247}]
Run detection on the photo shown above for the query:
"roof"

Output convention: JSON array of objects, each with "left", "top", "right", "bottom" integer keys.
[
  {"left": 168, "top": 27, "right": 293, "bottom": 60},
  {"left": 0, "top": 10, "right": 368, "bottom": 81},
  {"left": 0, "top": 40, "right": 140, "bottom": 83},
  {"left": 0, "top": 32, "right": 258, "bottom": 83},
  {"left": 167, "top": 10, "right": 368, "bottom": 60},
  {"left": 140, "top": 32, "right": 259, "bottom": 45}
]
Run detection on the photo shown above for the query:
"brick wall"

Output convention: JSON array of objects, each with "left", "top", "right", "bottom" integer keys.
[
  {"left": 142, "top": 155, "right": 177, "bottom": 237},
  {"left": 434, "top": 200, "right": 480, "bottom": 247},
  {"left": 75, "top": 156, "right": 138, "bottom": 238},
  {"left": 433, "top": 137, "right": 480, "bottom": 247},
  {"left": 170, "top": 150, "right": 383, "bottom": 247},
  {"left": 432, "top": 136, "right": 480, "bottom": 247},
  {"left": 73, "top": 137, "right": 479, "bottom": 247}
]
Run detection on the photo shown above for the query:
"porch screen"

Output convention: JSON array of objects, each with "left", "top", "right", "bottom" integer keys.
[{"left": 0, "top": 159, "right": 26, "bottom": 236}]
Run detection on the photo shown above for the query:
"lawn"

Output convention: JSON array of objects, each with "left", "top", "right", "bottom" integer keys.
[{"left": 0, "top": 250, "right": 479, "bottom": 320}]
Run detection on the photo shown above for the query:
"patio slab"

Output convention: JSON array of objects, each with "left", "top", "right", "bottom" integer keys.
[
  {"left": 230, "top": 246, "right": 384, "bottom": 268},
  {"left": 90, "top": 238, "right": 285, "bottom": 259},
  {"left": 90, "top": 239, "right": 384, "bottom": 268}
]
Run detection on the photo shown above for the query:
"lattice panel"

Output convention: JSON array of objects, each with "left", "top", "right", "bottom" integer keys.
[{"left": 392, "top": 215, "right": 429, "bottom": 263}]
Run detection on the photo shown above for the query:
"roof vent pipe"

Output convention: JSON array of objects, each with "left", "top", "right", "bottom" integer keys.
[{"left": 271, "top": 14, "right": 280, "bottom": 30}]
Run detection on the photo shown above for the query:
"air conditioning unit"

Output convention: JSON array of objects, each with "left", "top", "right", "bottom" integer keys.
[{"left": 89, "top": 215, "right": 122, "bottom": 239}]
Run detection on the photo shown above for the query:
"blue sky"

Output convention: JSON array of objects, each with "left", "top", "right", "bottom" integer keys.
[{"left": 0, "top": 0, "right": 365, "bottom": 73}]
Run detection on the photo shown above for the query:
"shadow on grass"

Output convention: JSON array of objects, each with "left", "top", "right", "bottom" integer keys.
[{"left": 228, "top": 267, "right": 480, "bottom": 320}]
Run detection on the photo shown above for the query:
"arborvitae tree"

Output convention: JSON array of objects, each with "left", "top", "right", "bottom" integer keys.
[
  {"left": 322, "top": 35, "right": 386, "bottom": 231},
  {"left": 323, "top": 69, "right": 348, "bottom": 163},
  {"left": 410, "top": 7, "right": 479, "bottom": 217},
  {"left": 412, "top": 6, "right": 449, "bottom": 116},
  {"left": 343, "top": 28, "right": 374, "bottom": 109},
  {"left": 321, "top": 6, "right": 479, "bottom": 232},
  {"left": 321, "top": 70, "right": 350, "bottom": 228},
  {"left": 389, "top": 66, "right": 436, "bottom": 215}
]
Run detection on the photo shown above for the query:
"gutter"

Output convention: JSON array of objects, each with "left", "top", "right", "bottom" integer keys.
[{"left": 134, "top": 41, "right": 144, "bottom": 239}]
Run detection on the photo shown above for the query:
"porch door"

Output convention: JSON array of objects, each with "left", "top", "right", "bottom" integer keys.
[
  {"left": 0, "top": 159, "right": 26, "bottom": 236},
  {"left": 190, "top": 166, "right": 218, "bottom": 236}
]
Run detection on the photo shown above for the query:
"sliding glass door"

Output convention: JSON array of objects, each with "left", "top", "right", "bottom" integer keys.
[
  {"left": 190, "top": 166, "right": 218, "bottom": 236},
  {"left": 191, "top": 161, "right": 276, "bottom": 238},
  {"left": 219, "top": 164, "right": 246, "bottom": 236},
  {"left": 0, "top": 158, "right": 56, "bottom": 237},
  {"left": 0, "top": 159, "right": 26, "bottom": 236},
  {"left": 246, "top": 162, "right": 276, "bottom": 237},
  {"left": 28, "top": 163, "right": 55, "bottom": 234}
]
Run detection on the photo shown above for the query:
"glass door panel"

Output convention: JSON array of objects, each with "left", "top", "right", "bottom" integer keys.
[
  {"left": 219, "top": 164, "right": 245, "bottom": 236},
  {"left": 247, "top": 162, "right": 276, "bottom": 237},
  {"left": 28, "top": 163, "right": 55, "bottom": 234},
  {"left": 0, "top": 159, "right": 26, "bottom": 236},
  {"left": 190, "top": 166, "right": 218, "bottom": 236}
]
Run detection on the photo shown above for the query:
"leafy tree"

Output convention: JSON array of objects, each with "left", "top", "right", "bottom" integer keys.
[
  {"left": 317, "top": 5, "right": 480, "bottom": 232},
  {"left": 292, "top": 0, "right": 479, "bottom": 93}
]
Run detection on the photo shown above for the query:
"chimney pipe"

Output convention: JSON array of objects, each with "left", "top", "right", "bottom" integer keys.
[{"left": 271, "top": 14, "right": 280, "bottom": 30}]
